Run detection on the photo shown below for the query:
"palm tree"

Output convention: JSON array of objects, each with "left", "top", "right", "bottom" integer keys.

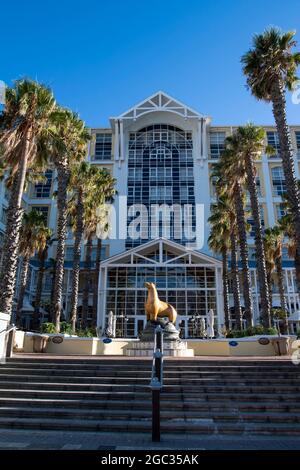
[
  {"left": 92, "top": 207, "right": 111, "bottom": 319},
  {"left": 0, "top": 79, "right": 56, "bottom": 316},
  {"left": 264, "top": 227, "right": 288, "bottom": 333},
  {"left": 49, "top": 109, "right": 90, "bottom": 332},
  {"left": 263, "top": 232, "right": 276, "bottom": 310},
  {"left": 242, "top": 27, "right": 300, "bottom": 265},
  {"left": 279, "top": 184, "right": 300, "bottom": 292},
  {"left": 210, "top": 164, "right": 243, "bottom": 329},
  {"left": 15, "top": 210, "right": 51, "bottom": 327},
  {"left": 226, "top": 125, "right": 272, "bottom": 328},
  {"left": 68, "top": 163, "right": 115, "bottom": 332},
  {"left": 208, "top": 199, "right": 231, "bottom": 330},
  {"left": 229, "top": 226, "right": 243, "bottom": 330},
  {"left": 80, "top": 175, "right": 116, "bottom": 329},
  {"left": 32, "top": 235, "right": 55, "bottom": 330},
  {"left": 220, "top": 148, "right": 253, "bottom": 327}
]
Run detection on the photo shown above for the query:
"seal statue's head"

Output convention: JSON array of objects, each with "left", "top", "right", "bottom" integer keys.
[{"left": 145, "top": 281, "right": 155, "bottom": 289}]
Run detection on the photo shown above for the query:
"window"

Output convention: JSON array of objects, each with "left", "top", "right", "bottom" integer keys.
[
  {"left": 150, "top": 168, "right": 172, "bottom": 180},
  {"left": 33, "top": 170, "right": 53, "bottom": 198},
  {"left": 30, "top": 206, "right": 49, "bottom": 224},
  {"left": 150, "top": 146, "right": 172, "bottom": 159},
  {"left": 95, "top": 133, "right": 112, "bottom": 160},
  {"left": 4, "top": 188, "right": 10, "bottom": 200},
  {"left": 150, "top": 186, "right": 172, "bottom": 201},
  {"left": 275, "top": 203, "right": 287, "bottom": 221},
  {"left": 180, "top": 186, "right": 194, "bottom": 201},
  {"left": 295, "top": 131, "right": 300, "bottom": 159},
  {"left": 91, "top": 246, "right": 107, "bottom": 262},
  {"left": 282, "top": 246, "right": 290, "bottom": 260},
  {"left": 246, "top": 206, "right": 265, "bottom": 237},
  {"left": 179, "top": 167, "right": 193, "bottom": 180},
  {"left": 271, "top": 167, "right": 286, "bottom": 196},
  {"left": 128, "top": 168, "right": 142, "bottom": 181},
  {"left": 209, "top": 132, "right": 225, "bottom": 159},
  {"left": 65, "top": 246, "right": 74, "bottom": 261},
  {"left": 267, "top": 131, "right": 280, "bottom": 158},
  {"left": 126, "top": 125, "right": 195, "bottom": 248}
]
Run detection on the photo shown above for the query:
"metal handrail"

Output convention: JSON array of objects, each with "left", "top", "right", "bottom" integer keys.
[
  {"left": 0, "top": 324, "right": 15, "bottom": 337},
  {"left": 149, "top": 325, "right": 164, "bottom": 442},
  {"left": 0, "top": 324, "right": 16, "bottom": 361}
]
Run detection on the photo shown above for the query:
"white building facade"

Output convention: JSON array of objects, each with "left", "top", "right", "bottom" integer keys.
[{"left": 0, "top": 91, "right": 300, "bottom": 335}]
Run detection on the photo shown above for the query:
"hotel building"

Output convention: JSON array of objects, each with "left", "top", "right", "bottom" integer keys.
[{"left": 0, "top": 91, "right": 300, "bottom": 337}]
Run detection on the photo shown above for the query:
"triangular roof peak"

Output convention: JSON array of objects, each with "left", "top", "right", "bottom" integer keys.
[
  {"left": 101, "top": 237, "right": 222, "bottom": 267},
  {"left": 111, "top": 91, "right": 209, "bottom": 122}
]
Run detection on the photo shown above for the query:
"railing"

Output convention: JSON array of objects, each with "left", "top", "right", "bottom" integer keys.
[
  {"left": 0, "top": 324, "right": 16, "bottom": 362},
  {"left": 149, "top": 325, "right": 164, "bottom": 442}
]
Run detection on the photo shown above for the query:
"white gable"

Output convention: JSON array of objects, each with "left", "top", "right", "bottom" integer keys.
[
  {"left": 111, "top": 91, "right": 208, "bottom": 121},
  {"left": 101, "top": 238, "right": 222, "bottom": 267}
]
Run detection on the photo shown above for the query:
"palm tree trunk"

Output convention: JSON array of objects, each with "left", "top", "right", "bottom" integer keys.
[
  {"left": 50, "top": 264, "right": 56, "bottom": 323},
  {"left": 230, "top": 230, "right": 242, "bottom": 330},
  {"left": 70, "top": 190, "right": 84, "bottom": 333},
  {"left": 222, "top": 248, "right": 230, "bottom": 330},
  {"left": 244, "top": 153, "right": 270, "bottom": 328},
  {"left": 81, "top": 236, "right": 93, "bottom": 328},
  {"left": 266, "top": 269, "right": 273, "bottom": 312},
  {"left": 233, "top": 182, "right": 253, "bottom": 327},
  {"left": 275, "top": 255, "right": 289, "bottom": 334},
  {"left": 294, "top": 249, "right": 300, "bottom": 293},
  {"left": 15, "top": 255, "right": 30, "bottom": 327},
  {"left": 53, "top": 163, "right": 70, "bottom": 332},
  {"left": 271, "top": 80, "right": 300, "bottom": 261},
  {"left": 32, "top": 247, "right": 47, "bottom": 331},
  {"left": 0, "top": 128, "right": 31, "bottom": 316},
  {"left": 92, "top": 237, "right": 102, "bottom": 326}
]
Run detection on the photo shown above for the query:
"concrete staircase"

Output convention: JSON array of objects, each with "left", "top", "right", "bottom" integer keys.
[{"left": 0, "top": 356, "right": 300, "bottom": 436}]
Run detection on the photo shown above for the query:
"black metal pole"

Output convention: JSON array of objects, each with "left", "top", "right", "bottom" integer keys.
[{"left": 152, "top": 389, "right": 160, "bottom": 442}]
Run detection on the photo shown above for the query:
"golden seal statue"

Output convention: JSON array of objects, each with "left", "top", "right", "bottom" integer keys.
[{"left": 144, "top": 282, "right": 177, "bottom": 324}]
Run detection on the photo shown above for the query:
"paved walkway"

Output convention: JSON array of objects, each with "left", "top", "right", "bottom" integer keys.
[{"left": 0, "top": 429, "right": 299, "bottom": 450}]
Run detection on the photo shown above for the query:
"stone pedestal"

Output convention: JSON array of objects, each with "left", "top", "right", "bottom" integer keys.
[
  {"left": 124, "top": 340, "right": 194, "bottom": 357},
  {"left": 139, "top": 319, "right": 180, "bottom": 341},
  {"left": 124, "top": 319, "right": 194, "bottom": 357}
]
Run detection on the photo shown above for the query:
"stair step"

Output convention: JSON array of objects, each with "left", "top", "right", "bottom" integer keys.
[
  {"left": 1, "top": 406, "right": 300, "bottom": 424},
  {"left": 1, "top": 397, "right": 299, "bottom": 412}
]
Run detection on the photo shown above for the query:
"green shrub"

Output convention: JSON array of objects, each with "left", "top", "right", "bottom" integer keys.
[
  {"left": 264, "top": 327, "right": 278, "bottom": 336},
  {"left": 76, "top": 327, "right": 96, "bottom": 338},
  {"left": 40, "top": 322, "right": 56, "bottom": 334},
  {"left": 60, "top": 322, "right": 73, "bottom": 335},
  {"left": 227, "top": 324, "right": 279, "bottom": 338}
]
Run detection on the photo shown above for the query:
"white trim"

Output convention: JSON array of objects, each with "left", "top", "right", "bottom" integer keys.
[
  {"left": 110, "top": 91, "right": 211, "bottom": 123},
  {"left": 100, "top": 237, "right": 222, "bottom": 267}
]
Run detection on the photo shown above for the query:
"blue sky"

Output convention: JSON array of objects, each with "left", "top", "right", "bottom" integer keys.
[{"left": 2, "top": 0, "right": 300, "bottom": 127}]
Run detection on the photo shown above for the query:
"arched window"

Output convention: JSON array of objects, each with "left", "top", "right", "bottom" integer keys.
[{"left": 126, "top": 124, "right": 195, "bottom": 248}]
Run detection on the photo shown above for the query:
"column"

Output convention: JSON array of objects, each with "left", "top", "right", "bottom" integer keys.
[
  {"left": 119, "top": 119, "right": 124, "bottom": 161},
  {"left": 114, "top": 119, "right": 119, "bottom": 162}
]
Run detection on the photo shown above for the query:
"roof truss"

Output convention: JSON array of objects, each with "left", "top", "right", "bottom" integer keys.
[
  {"left": 112, "top": 91, "right": 206, "bottom": 121},
  {"left": 101, "top": 238, "right": 222, "bottom": 267}
]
